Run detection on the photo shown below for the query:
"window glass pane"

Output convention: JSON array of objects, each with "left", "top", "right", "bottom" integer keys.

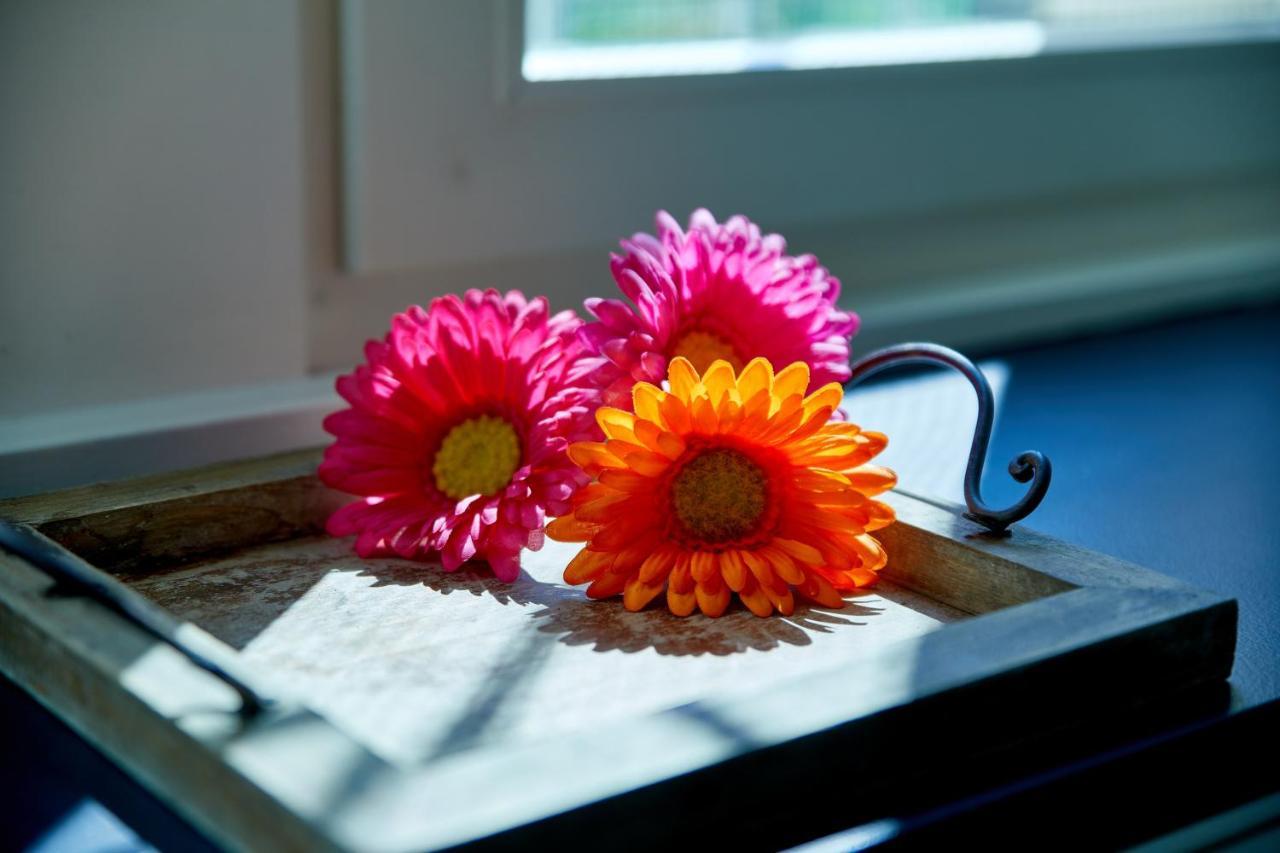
[{"left": 524, "top": 0, "right": 1280, "bottom": 80}]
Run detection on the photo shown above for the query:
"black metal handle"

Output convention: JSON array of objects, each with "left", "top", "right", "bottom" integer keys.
[
  {"left": 0, "top": 519, "right": 271, "bottom": 717},
  {"left": 846, "top": 343, "right": 1052, "bottom": 534}
]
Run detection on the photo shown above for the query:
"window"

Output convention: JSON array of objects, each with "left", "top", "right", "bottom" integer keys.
[
  {"left": 326, "top": 1, "right": 1280, "bottom": 369},
  {"left": 524, "top": 0, "right": 1280, "bottom": 80}
]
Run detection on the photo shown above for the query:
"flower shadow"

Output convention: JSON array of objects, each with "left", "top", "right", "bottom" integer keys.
[
  {"left": 528, "top": 594, "right": 884, "bottom": 657},
  {"left": 354, "top": 558, "right": 885, "bottom": 657},
  {"left": 353, "top": 558, "right": 574, "bottom": 608}
]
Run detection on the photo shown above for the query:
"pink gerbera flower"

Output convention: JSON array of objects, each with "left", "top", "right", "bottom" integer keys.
[
  {"left": 319, "top": 289, "right": 594, "bottom": 582},
  {"left": 581, "top": 209, "right": 859, "bottom": 410}
]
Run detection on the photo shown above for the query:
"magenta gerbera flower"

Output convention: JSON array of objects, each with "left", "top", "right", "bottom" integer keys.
[
  {"left": 580, "top": 209, "right": 859, "bottom": 410},
  {"left": 319, "top": 289, "right": 594, "bottom": 581}
]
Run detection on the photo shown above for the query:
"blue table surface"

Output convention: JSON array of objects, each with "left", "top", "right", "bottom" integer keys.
[
  {"left": 3, "top": 301, "right": 1278, "bottom": 851},
  {"left": 983, "top": 301, "right": 1280, "bottom": 708}
]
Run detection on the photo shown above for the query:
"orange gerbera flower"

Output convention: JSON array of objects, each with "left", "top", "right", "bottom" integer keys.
[{"left": 547, "top": 356, "right": 897, "bottom": 617}]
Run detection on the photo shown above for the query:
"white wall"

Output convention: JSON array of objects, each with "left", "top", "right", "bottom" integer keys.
[{"left": 0, "top": 1, "right": 310, "bottom": 417}]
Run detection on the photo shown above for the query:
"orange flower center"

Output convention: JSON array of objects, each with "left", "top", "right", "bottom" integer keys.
[
  {"left": 432, "top": 414, "right": 520, "bottom": 500},
  {"left": 671, "top": 329, "right": 742, "bottom": 374},
  {"left": 671, "top": 448, "right": 768, "bottom": 545}
]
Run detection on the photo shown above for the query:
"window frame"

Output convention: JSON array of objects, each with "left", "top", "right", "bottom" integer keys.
[
  {"left": 509, "top": 0, "right": 1280, "bottom": 95},
  {"left": 317, "top": 0, "right": 1280, "bottom": 371}
]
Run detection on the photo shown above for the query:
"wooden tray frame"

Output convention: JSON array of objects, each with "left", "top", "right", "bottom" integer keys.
[{"left": 0, "top": 449, "right": 1236, "bottom": 852}]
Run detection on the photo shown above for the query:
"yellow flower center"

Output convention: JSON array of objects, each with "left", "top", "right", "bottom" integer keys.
[
  {"left": 432, "top": 414, "right": 521, "bottom": 500},
  {"left": 671, "top": 329, "right": 742, "bottom": 374},
  {"left": 671, "top": 448, "right": 767, "bottom": 544}
]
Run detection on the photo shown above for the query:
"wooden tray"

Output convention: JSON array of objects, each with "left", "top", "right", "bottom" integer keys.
[{"left": 0, "top": 449, "right": 1236, "bottom": 852}]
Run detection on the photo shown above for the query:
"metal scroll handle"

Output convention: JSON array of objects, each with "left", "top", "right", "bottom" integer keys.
[
  {"left": 0, "top": 519, "right": 271, "bottom": 718},
  {"left": 846, "top": 343, "right": 1052, "bottom": 535}
]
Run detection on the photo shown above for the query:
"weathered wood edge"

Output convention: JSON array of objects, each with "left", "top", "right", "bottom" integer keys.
[
  {"left": 876, "top": 489, "right": 1199, "bottom": 616},
  {"left": 0, "top": 449, "right": 337, "bottom": 573},
  {"left": 0, "top": 447, "right": 325, "bottom": 526}
]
